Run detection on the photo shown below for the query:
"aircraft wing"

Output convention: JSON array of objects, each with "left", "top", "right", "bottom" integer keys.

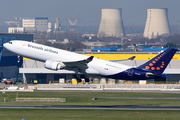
[
  {"left": 109, "top": 56, "right": 135, "bottom": 63},
  {"left": 62, "top": 56, "right": 94, "bottom": 69}
]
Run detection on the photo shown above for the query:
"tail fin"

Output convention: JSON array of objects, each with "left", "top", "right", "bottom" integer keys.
[
  {"left": 110, "top": 56, "right": 136, "bottom": 62},
  {"left": 128, "top": 56, "right": 136, "bottom": 60},
  {"left": 137, "top": 48, "right": 178, "bottom": 74}
]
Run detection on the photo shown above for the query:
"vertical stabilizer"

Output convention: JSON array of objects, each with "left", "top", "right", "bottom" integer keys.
[{"left": 138, "top": 48, "right": 177, "bottom": 74}]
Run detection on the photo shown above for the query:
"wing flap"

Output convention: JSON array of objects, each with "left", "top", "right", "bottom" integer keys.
[{"left": 63, "top": 56, "right": 94, "bottom": 69}]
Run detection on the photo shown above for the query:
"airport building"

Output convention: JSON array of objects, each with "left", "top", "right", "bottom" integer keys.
[
  {"left": 22, "top": 17, "right": 48, "bottom": 32},
  {"left": 0, "top": 33, "right": 33, "bottom": 79},
  {"left": 8, "top": 17, "right": 48, "bottom": 33}
]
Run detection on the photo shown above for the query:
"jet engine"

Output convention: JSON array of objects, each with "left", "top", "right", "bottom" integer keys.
[{"left": 45, "top": 60, "right": 65, "bottom": 70}]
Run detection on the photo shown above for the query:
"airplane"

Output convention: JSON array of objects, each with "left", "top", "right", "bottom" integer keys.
[{"left": 3, "top": 40, "right": 178, "bottom": 83}]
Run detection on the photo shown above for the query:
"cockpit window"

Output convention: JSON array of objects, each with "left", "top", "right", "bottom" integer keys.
[{"left": 9, "top": 42, "right": 12, "bottom": 44}]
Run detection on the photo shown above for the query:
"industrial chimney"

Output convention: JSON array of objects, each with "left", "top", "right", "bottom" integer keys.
[
  {"left": 97, "top": 8, "right": 125, "bottom": 38},
  {"left": 144, "top": 8, "right": 171, "bottom": 39}
]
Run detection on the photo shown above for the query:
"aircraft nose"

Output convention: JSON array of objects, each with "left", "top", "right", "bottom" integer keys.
[
  {"left": 3, "top": 43, "right": 9, "bottom": 48},
  {"left": 3, "top": 42, "right": 12, "bottom": 50},
  {"left": 3, "top": 43, "right": 7, "bottom": 47}
]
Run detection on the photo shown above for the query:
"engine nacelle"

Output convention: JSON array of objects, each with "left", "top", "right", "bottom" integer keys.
[{"left": 45, "top": 60, "right": 65, "bottom": 70}]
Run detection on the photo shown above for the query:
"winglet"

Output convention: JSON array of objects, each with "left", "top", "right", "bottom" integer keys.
[
  {"left": 128, "top": 56, "right": 135, "bottom": 60},
  {"left": 87, "top": 56, "right": 94, "bottom": 61}
]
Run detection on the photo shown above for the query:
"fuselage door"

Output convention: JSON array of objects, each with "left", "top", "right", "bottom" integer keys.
[{"left": 127, "top": 69, "right": 133, "bottom": 76}]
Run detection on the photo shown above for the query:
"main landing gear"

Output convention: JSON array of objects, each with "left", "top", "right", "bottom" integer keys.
[
  {"left": 74, "top": 74, "right": 90, "bottom": 83},
  {"left": 73, "top": 68, "right": 89, "bottom": 84}
]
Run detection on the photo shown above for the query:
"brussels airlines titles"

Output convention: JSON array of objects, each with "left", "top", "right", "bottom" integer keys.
[{"left": 26, "top": 43, "right": 58, "bottom": 54}]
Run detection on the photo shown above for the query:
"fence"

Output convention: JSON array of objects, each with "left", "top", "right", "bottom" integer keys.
[
  {"left": 37, "top": 84, "right": 180, "bottom": 91},
  {"left": 16, "top": 98, "right": 66, "bottom": 102}
]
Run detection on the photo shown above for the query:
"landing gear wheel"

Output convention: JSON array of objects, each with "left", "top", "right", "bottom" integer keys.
[
  {"left": 85, "top": 78, "right": 89, "bottom": 83},
  {"left": 77, "top": 78, "right": 82, "bottom": 83}
]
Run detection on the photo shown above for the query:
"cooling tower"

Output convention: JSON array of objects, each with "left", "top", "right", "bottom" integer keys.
[
  {"left": 144, "top": 8, "right": 171, "bottom": 39},
  {"left": 97, "top": 8, "right": 125, "bottom": 38}
]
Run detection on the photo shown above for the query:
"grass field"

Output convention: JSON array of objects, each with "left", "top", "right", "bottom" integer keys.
[
  {"left": 1, "top": 91, "right": 180, "bottom": 119},
  {"left": 1, "top": 91, "right": 180, "bottom": 106},
  {"left": 0, "top": 109, "right": 180, "bottom": 120}
]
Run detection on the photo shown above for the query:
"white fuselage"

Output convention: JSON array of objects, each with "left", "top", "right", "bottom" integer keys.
[{"left": 4, "top": 40, "right": 131, "bottom": 76}]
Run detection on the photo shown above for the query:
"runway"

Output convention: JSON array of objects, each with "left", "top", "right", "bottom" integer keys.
[
  {"left": 0, "top": 105, "right": 180, "bottom": 110},
  {"left": 98, "top": 97, "right": 180, "bottom": 99}
]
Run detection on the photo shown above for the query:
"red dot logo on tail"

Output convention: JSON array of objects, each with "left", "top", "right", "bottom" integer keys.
[
  {"left": 146, "top": 66, "right": 150, "bottom": 69},
  {"left": 151, "top": 67, "right": 155, "bottom": 70},
  {"left": 149, "top": 63, "right": 153, "bottom": 66},
  {"left": 156, "top": 67, "right": 160, "bottom": 70}
]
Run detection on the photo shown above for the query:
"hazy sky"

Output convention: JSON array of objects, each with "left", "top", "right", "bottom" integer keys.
[{"left": 1, "top": 0, "right": 180, "bottom": 26}]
